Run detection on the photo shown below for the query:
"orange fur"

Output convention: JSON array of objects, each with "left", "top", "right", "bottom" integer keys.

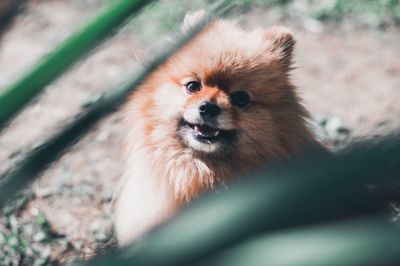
[{"left": 114, "top": 15, "right": 319, "bottom": 245}]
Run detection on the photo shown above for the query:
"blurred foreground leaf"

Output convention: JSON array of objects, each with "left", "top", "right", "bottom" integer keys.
[{"left": 80, "top": 136, "right": 400, "bottom": 266}]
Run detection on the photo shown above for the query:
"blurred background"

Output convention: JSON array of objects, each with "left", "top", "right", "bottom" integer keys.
[{"left": 0, "top": 0, "right": 399, "bottom": 264}]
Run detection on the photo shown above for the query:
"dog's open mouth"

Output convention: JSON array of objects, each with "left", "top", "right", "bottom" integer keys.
[{"left": 181, "top": 120, "right": 235, "bottom": 143}]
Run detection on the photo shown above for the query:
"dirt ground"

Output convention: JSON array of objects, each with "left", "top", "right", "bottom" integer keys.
[{"left": 0, "top": 0, "right": 399, "bottom": 264}]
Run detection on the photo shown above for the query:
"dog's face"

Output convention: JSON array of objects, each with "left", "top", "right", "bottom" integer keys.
[
  {"left": 146, "top": 18, "right": 309, "bottom": 160},
  {"left": 177, "top": 76, "right": 238, "bottom": 153}
]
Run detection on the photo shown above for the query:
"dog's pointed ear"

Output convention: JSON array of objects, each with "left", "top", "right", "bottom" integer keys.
[
  {"left": 181, "top": 10, "right": 208, "bottom": 33},
  {"left": 264, "top": 26, "right": 295, "bottom": 65}
]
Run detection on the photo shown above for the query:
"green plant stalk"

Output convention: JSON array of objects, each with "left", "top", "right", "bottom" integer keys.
[
  {"left": 0, "top": 0, "right": 154, "bottom": 130},
  {"left": 0, "top": 0, "right": 233, "bottom": 206}
]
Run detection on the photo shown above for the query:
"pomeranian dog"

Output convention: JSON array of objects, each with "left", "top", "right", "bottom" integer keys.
[{"left": 115, "top": 12, "right": 320, "bottom": 245}]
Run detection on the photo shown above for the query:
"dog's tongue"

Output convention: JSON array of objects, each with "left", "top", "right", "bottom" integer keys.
[{"left": 194, "top": 125, "right": 219, "bottom": 137}]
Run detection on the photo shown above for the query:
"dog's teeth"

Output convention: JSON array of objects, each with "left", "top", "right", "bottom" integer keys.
[{"left": 193, "top": 124, "right": 220, "bottom": 138}]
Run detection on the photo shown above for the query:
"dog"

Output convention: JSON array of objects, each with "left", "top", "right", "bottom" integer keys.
[{"left": 114, "top": 12, "right": 320, "bottom": 245}]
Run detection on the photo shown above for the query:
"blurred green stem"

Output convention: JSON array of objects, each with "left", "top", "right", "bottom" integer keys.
[{"left": 0, "top": 0, "right": 154, "bottom": 130}]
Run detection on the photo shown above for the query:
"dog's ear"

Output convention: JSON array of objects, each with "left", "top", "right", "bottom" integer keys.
[
  {"left": 181, "top": 10, "right": 208, "bottom": 33},
  {"left": 264, "top": 26, "right": 295, "bottom": 65}
]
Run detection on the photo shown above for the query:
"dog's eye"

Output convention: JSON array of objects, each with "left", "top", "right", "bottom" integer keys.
[
  {"left": 230, "top": 91, "right": 250, "bottom": 107},
  {"left": 185, "top": 81, "right": 201, "bottom": 94}
]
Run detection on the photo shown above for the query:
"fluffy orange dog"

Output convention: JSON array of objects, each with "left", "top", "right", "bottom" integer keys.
[{"left": 115, "top": 13, "right": 319, "bottom": 245}]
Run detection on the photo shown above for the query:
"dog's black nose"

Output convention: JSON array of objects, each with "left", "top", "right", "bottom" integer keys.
[{"left": 199, "top": 102, "right": 221, "bottom": 118}]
